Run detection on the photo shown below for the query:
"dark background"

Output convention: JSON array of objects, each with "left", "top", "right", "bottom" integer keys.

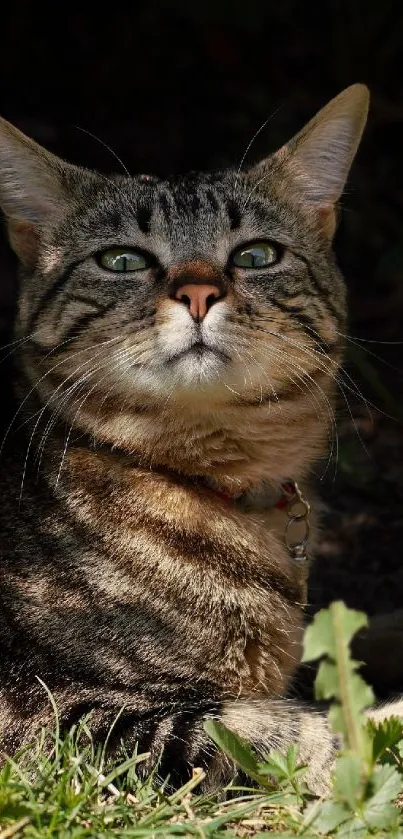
[{"left": 1, "top": 1, "right": 403, "bottom": 693}]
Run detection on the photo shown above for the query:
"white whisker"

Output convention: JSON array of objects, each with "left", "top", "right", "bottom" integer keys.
[
  {"left": 233, "top": 106, "right": 283, "bottom": 197},
  {"left": 1, "top": 334, "right": 122, "bottom": 459}
]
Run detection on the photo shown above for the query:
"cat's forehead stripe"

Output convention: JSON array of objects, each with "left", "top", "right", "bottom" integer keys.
[{"left": 151, "top": 178, "right": 235, "bottom": 223}]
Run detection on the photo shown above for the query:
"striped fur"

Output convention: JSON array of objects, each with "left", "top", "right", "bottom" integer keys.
[{"left": 1, "top": 84, "right": 399, "bottom": 795}]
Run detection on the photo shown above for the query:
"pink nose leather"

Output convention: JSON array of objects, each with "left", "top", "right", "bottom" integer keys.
[{"left": 174, "top": 283, "right": 221, "bottom": 321}]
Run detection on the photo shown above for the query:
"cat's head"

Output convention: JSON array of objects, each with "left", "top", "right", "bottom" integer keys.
[{"left": 0, "top": 85, "right": 368, "bottom": 453}]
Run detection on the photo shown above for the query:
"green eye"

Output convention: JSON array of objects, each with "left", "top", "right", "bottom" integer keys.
[
  {"left": 98, "top": 248, "right": 151, "bottom": 272},
  {"left": 232, "top": 241, "right": 278, "bottom": 269}
]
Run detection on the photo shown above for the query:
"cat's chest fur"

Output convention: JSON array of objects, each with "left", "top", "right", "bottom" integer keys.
[
  {"left": 70, "top": 445, "right": 305, "bottom": 692},
  {"left": 1, "top": 436, "right": 305, "bottom": 700}
]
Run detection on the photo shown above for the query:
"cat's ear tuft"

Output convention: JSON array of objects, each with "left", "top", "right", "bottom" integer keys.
[
  {"left": 250, "top": 84, "right": 370, "bottom": 237},
  {"left": 0, "top": 117, "right": 73, "bottom": 266}
]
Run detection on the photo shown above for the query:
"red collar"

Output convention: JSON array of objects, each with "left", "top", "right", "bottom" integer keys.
[
  {"left": 131, "top": 458, "right": 298, "bottom": 513},
  {"left": 211, "top": 480, "right": 296, "bottom": 510}
]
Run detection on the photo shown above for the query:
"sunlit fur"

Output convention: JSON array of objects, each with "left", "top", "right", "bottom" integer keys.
[{"left": 1, "top": 84, "right": 401, "bottom": 794}]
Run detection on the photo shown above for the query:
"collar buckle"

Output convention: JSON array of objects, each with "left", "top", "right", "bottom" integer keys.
[{"left": 282, "top": 480, "right": 311, "bottom": 563}]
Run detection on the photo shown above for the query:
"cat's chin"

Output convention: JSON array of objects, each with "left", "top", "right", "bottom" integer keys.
[
  {"left": 167, "top": 342, "right": 230, "bottom": 366},
  {"left": 165, "top": 344, "right": 229, "bottom": 382},
  {"left": 160, "top": 347, "right": 230, "bottom": 393},
  {"left": 114, "top": 347, "right": 239, "bottom": 402}
]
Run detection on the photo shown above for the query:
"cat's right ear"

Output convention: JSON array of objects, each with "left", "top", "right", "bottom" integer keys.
[
  {"left": 0, "top": 117, "right": 73, "bottom": 267},
  {"left": 248, "top": 84, "right": 370, "bottom": 239}
]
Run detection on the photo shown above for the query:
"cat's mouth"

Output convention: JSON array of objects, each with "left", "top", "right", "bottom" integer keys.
[{"left": 166, "top": 340, "right": 231, "bottom": 365}]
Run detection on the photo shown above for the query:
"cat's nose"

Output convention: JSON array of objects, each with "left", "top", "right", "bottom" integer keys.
[{"left": 174, "top": 283, "right": 223, "bottom": 321}]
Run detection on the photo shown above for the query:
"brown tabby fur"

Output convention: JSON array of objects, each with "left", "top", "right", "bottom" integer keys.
[{"left": 1, "top": 83, "right": 401, "bottom": 795}]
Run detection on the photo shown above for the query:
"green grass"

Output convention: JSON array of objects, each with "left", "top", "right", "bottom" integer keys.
[
  {"left": 1, "top": 604, "right": 403, "bottom": 838},
  {"left": 0, "top": 721, "right": 304, "bottom": 838}
]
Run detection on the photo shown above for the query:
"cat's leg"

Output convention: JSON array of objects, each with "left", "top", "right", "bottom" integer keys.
[
  {"left": 367, "top": 699, "right": 403, "bottom": 723},
  {"left": 207, "top": 699, "right": 339, "bottom": 795},
  {"left": 0, "top": 687, "right": 334, "bottom": 791},
  {"left": 206, "top": 696, "right": 403, "bottom": 795}
]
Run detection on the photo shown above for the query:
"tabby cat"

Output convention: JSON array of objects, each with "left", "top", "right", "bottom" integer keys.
[{"left": 0, "top": 84, "right": 400, "bottom": 794}]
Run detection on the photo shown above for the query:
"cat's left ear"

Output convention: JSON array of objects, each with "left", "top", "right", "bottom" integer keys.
[
  {"left": 0, "top": 117, "right": 80, "bottom": 267},
  {"left": 249, "top": 84, "right": 370, "bottom": 238}
]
